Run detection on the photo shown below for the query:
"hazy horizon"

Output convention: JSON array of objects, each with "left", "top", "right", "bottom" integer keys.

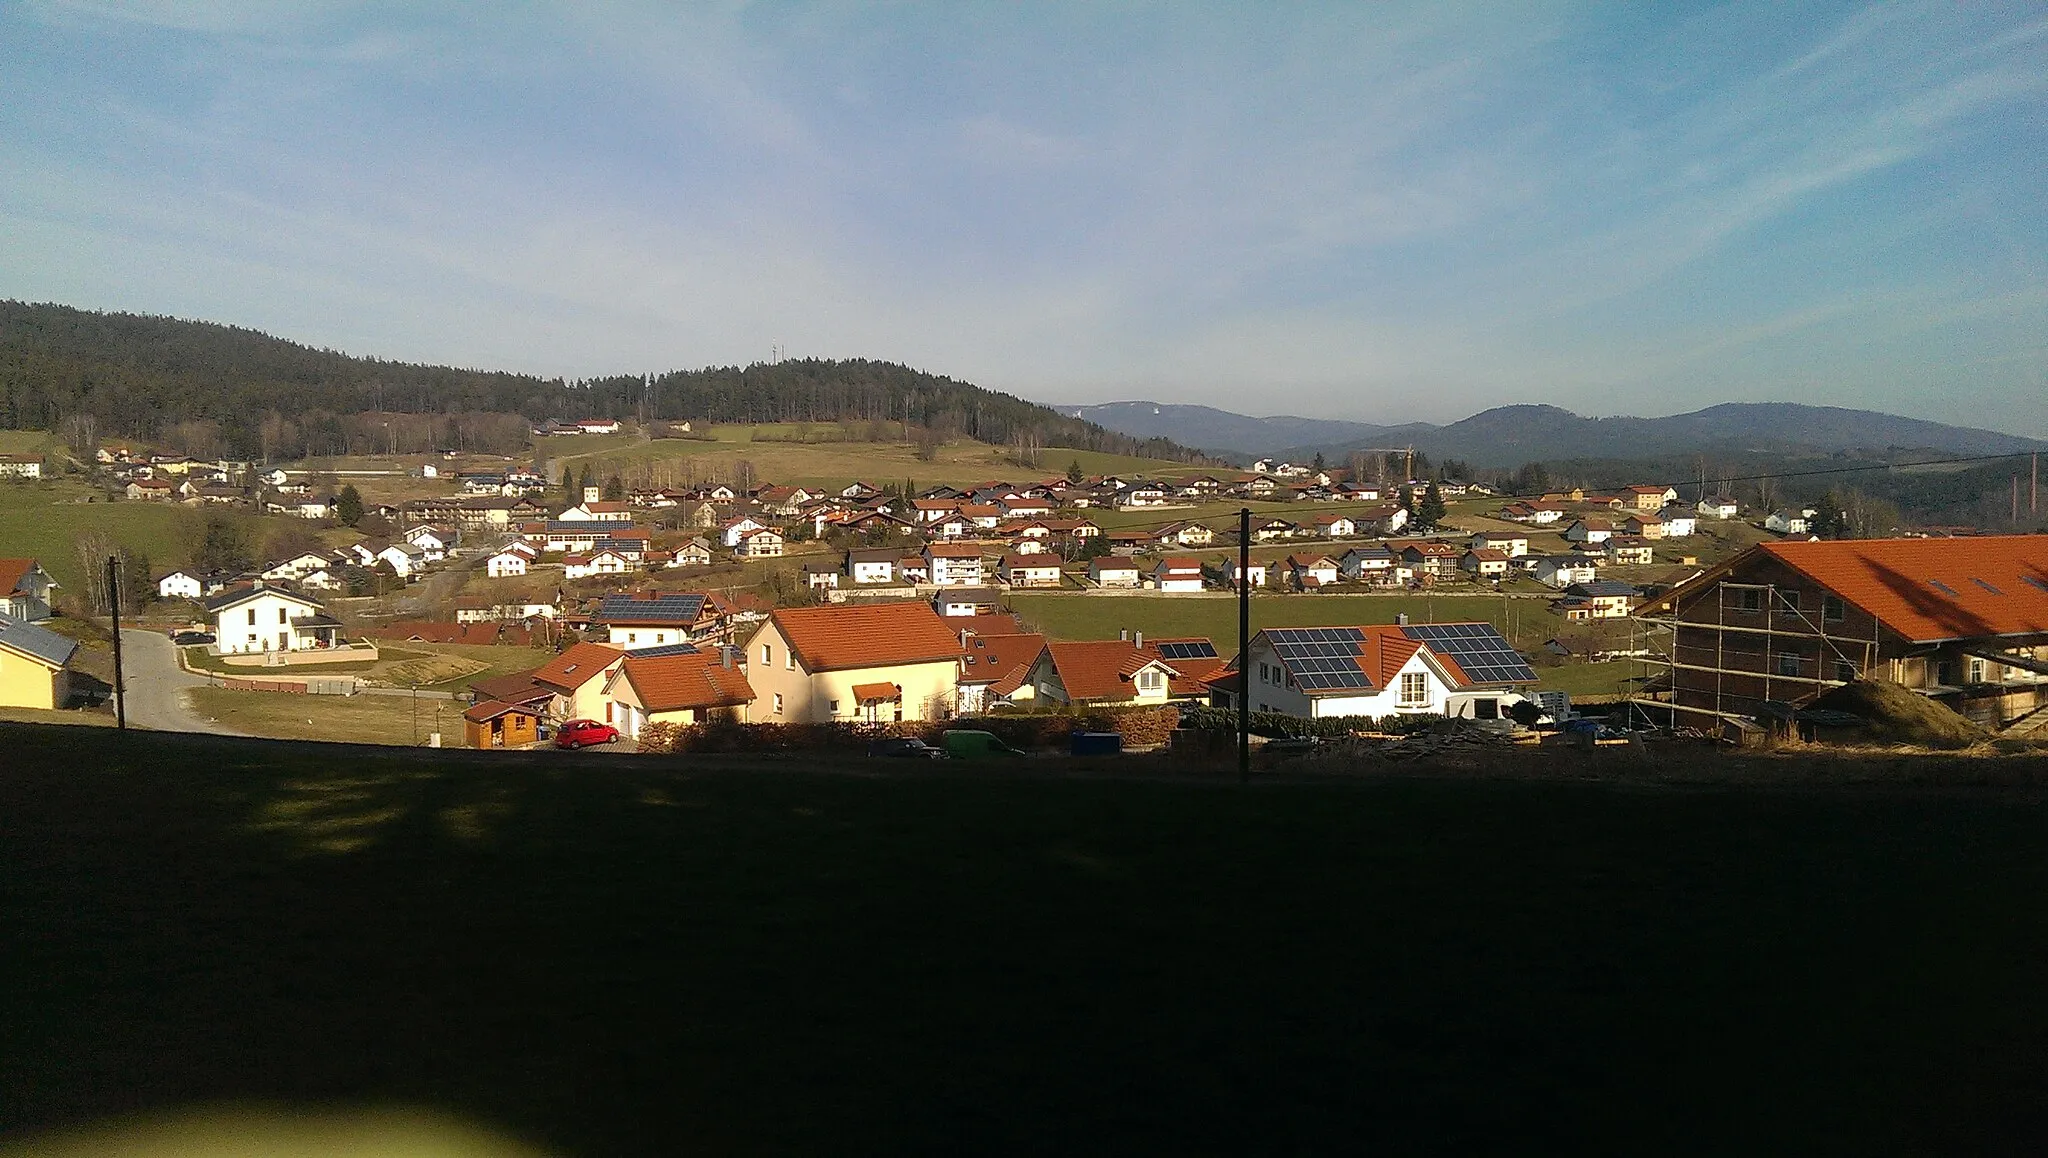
[{"left": 3, "top": 2, "right": 2043, "bottom": 433}]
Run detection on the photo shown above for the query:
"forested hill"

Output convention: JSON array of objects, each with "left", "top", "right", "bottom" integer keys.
[{"left": 0, "top": 301, "right": 1200, "bottom": 462}]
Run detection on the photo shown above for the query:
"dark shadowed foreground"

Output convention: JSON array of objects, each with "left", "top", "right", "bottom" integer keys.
[{"left": 4, "top": 725, "right": 2047, "bottom": 1156}]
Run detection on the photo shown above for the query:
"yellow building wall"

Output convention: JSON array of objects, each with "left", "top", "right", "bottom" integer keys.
[
  {"left": 743, "top": 621, "right": 958, "bottom": 722},
  {"left": 0, "top": 648, "right": 61, "bottom": 710}
]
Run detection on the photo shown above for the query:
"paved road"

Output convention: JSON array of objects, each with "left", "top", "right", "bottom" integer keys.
[{"left": 116, "top": 629, "right": 244, "bottom": 735}]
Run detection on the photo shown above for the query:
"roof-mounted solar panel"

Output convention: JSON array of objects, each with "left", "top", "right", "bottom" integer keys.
[
  {"left": 1929, "top": 579, "right": 1959, "bottom": 597},
  {"left": 1970, "top": 578, "right": 2003, "bottom": 595}
]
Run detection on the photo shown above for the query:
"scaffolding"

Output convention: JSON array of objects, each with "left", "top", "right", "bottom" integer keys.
[{"left": 1637, "top": 579, "right": 1880, "bottom": 727}]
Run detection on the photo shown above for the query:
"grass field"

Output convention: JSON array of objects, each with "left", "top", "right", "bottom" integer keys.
[
  {"left": 1535, "top": 657, "right": 1653, "bottom": 696},
  {"left": 4, "top": 726, "right": 2047, "bottom": 1155},
  {"left": 182, "top": 642, "right": 548, "bottom": 694},
  {"left": 186, "top": 686, "right": 461, "bottom": 745},
  {"left": 0, "top": 479, "right": 311, "bottom": 596},
  {"left": 1007, "top": 591, "right": 1553, "bottom": 654},
  {"left": 544, "top": 423, "right": 1205, "bottom": 489}
]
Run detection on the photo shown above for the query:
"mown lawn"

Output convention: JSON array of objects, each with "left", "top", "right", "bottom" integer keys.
[
  {"left": 0, "top": 479, "right": 310, "bottom": 595},
  {"left": 185, "top": 686, "right": 459, "bottom": 745},
  {"left": 3, "top": 726, "right": 2046, "bottom": 1155}
]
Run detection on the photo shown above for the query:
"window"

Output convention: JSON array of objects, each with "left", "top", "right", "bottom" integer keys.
[
  {"left": 761, "top": 644, "right": 771, "bottom": 665},
  {"left": 1834, "top": 660, "right": 1857, "bottom": 683},
  {"left": 628, "top": 632, "right": 638, "bottom": 644},
  {"left": 1968, "top": 658, "right": 1986, "bottom": 684},
  {"left": 773, "top": 693, "right": 784, "bottom": 715},
  {"left": 1776, "top": 653, "right": 1801, "bottom": 677},
  {"left": 785, "top": 650, "right": 795, "bottom": 671},
  {"left": 1775, "top": 590, "right": 1800, "bottom": 613},
  {"left": 1400, "top": 671, "right": 1428, "bottom": 706},
  {"left": 1823, "top": 595, "right": 1846, "bottom": 622},
  {"left": 1136, "top": 670, "right": 1162, "bottom": 692},
  {"left": 828, "top": 699, "right": 840, "bottom": 714},
  {"left": 1738, "top": 589, "right": 1762, "bottom": 613}
]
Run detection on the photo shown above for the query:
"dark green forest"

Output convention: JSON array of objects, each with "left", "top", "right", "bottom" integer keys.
[{"left": 0, "top": 301, "right": 1204, "bottom": 463}]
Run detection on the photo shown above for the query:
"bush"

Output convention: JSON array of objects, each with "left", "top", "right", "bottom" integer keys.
[
  {"left": 647, "top": 705, "right": 1185, "bottom": 754},
  {"left": 1179, "top": 706, "right": 1444, "bottom": 739}
]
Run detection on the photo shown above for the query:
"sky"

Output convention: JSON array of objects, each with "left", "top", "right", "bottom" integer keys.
[{"left": 2, "top": 1, "right": 2045, "bottom": 433}]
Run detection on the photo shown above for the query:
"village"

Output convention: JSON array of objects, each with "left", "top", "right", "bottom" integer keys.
[{"left": 5, "top": 420, "right": 2042, "bottom": 752}]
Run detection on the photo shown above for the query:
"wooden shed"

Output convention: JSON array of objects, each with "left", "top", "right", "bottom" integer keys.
[{"left": 463, "top": 699, "right": 540, "bottom": 749}]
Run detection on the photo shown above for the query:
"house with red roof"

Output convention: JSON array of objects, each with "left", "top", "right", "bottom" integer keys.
[
  {"left": 1027, "top": 639, "right": 1183, "bottom": 708},
  {"left": 0, "top": 559, "right": 58, "bottom": 623},
  {"left": 742, "top": 601, "right": 965, "bottom": 722},
  {"left": 602, "top": 648, "right": 756, "bottom": 737},
  {"left": 1635, "top": 535, "right": 2048, "bottom": 731},
  {"left": 1232, "top": 623, "right": 1534, "bottom": 721},
  {"left": 955, "top": 631, "right": 1046, "bottom": 714}
]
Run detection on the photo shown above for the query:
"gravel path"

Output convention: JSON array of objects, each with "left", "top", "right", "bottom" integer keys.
[{"left": 116, "top": 629, "right": 245, "bottom": 735}]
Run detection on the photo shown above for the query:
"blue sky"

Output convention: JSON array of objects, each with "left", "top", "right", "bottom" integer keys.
[{"left": 3, "top": 2, "right": 2044, "bottom": 433}]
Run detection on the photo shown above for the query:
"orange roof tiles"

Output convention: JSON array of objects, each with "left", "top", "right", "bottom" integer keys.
[
  {"left": 463, "top": 699, "right": 541, "bottom": 724},
  {"left": 1041, "top": 640, "right": 1177, "bottom": 701},
  {"left": 770, "top": 602, "right": 964, "bottom": 672},
  {"left": 617, "top": 652, "right": 755, "bottom": 713},
  {"left": 849, "top": 681, "right": 902, "bottom": 703},
  {"left": 958, "top": 632, "right": 1047, "bottom": 695},
  {"left": 0, "top": 558, "right": 36, "bottom": 596},
  {"left": 1760, "top": 536, "right": 2048, "bottom": 642},
  {"left": 532, "top": 641, "right": 627, "bottom": 691}
]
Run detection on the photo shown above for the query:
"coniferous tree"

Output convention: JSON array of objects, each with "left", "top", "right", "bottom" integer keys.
[
  {"left": 335, "top": 484, "right": 364, "bottom": 527},
  {"left": 1418, "top": 481, "right": 1447, "bottom": 531},
  {"left": 603, "top": 475, "right": 625, "bottom": 502}
]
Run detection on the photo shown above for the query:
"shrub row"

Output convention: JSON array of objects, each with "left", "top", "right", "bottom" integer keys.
[
  {"left": 1178, "top": 706, "right": 1446, "bottom": 739},
  {"left": 632, "top": 705, "right": 1184, "bottom": 755}
]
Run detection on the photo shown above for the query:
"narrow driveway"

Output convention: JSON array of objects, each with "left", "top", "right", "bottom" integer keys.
[{"left": 117, "top": 629, "right": 244, "bottom": 735}]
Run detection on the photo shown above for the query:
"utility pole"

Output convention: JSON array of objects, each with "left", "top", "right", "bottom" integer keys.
[
  {"left": 106, "top": 555, "right": 125, "bottom": 730},
  {"left": 2032, "top": 452, "right": 2038, "bottom": 517},
  {"left": 1238, "top": 507, "right": 1251, "bottom": 784}
]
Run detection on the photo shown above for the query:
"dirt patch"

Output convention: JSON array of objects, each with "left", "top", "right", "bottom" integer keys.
[{"left": 1811, "top": 678, "right": 1991, "bottom": 750}]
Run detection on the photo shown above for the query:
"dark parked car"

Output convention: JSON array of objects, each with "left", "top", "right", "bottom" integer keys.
[
  {"left": 171, "top": 631, "right": 215, "bottom": 646},
  {"left": 866, "top": 736, "right": 945, "bottom": 759},
  {"left": 554, "top": 719, "right": 621, "bottom": 749}
]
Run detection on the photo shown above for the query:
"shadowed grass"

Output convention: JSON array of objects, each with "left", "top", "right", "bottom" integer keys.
[{"left": 4, "top": 725, "right": 2047, "bottom": 1156}]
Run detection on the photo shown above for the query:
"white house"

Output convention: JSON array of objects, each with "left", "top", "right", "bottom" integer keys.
[
  {"left": 735, "top": 527, "right": 785, "bottom": 559},
  {"left": 1087, "top": 557, "right": 1140, "bottom": 589},
  {"left": 720, "top": 515, "right": 769, "bottom": 547},
  {"left": 1563, "top": 519, "right": 1615, "bottom": 545},
  {"left": 1234, "top": 623, "right": 1533, "bottom": 722},
  {"left": 1148, "top": 557, "right": 1206, "bottom": 593},
  {"left": 846, "top": 549, "right": 898, "bottom": 584},
  {"left": 564, "top": 549, "right": 633, "bottom": 580},
  {"left": 0, "top": 559, "right": 58, "bottom": 622},
  {"left": 373, "top": 543, "right": 427, "bottom": 579},
  {"left": 485, "top": 549, "right": 530, "bottom": 578},
  {"left": 1000, "top": 554, "right": 1064, "bottom": 588},
  {"left": 1698, "top": 495, "right": 1741, "bottom": 519},
  {"left": 1533, "top": 557, "right": 1599, "bottom": 588},
  {"left": 1658, "top": 511, "right": 1698, "bottom": 538},
  {"left": 157, "top": 570, "right": 205, "bottom": 600},
  {"left": 924, "top": 544, "right": 984, "bottom": 586},
  {"left": 0, "top": 453, "right": 43, "bottom": 479},
  {"left": 1765, "top": 508, "right": 1815, "bottom": 535},
  {"left": 206, "top": 584, "right": 343, "bottom": 654}
]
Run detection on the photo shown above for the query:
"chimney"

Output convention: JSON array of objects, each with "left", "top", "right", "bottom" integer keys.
[
  {"left": 722, "top": 646, "right": 734, "bottom": 669},
  {"left": 1395, "top": 612, "right": 1408, "bottom": 626},
  {"left": 1119, "top": 628, "right": 1129, "bottom": 641},
  {"left": 1134, "top": 631, "right": 1143, "bottom": 650},
  {"left": 959, "top": 628, "right": 970, "bottom": 648}
]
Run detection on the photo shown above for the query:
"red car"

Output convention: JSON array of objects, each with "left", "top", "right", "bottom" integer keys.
[{"left": 554, "top": 719, "right": 621, "bottom": 749}]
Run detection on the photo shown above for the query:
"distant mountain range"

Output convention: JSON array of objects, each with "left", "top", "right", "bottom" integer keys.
[{"left": 1054, "top": 400, "right": 2046, "bottom": 468}]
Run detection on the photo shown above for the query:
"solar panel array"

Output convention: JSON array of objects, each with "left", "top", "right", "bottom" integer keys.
[
  {"left": 630, "top": 642, "right": 702, "bottom": 659},
  {"left": 596, "top": 593, "right": 708, "bottom": 623},
  {"left": 1267, "top": 627, "right": 1374, "bottom": 691},
  {"left": 1399, "top": 623, "right": 1538, "bottom": 684},
  {"left": 1154, "top": 640, "right": 1219, "bottom": 661}
]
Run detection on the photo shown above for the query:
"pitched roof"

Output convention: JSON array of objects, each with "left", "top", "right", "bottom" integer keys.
[
  {"left": 1643, "top": 535, "right": 2048, "bottom": 644},
  {"left": 462, "top": 698, "right": 543, "bottom": 724},
  {"left": 849, "top": 681, "right": 902, "bottom": 703},
  {"left": 1139, "top": 637, "right": 1225, "bottom": 696},
  {"left": 202, "top": 584, "right": 324, "bottom": 614},
  {"left": 532, "top": 641, "right": 627, "bottom": 691},
  {"left": 617, "top": 652, "right": 755, "bottom": 713},
  {"left": 468, "top": 669, "right": 555, "bottom": 707},
  {"left": 1040, "top": 640, "right": 1179, "bottom": 701},
  {"left": 957, "top": 632, "right": 1048, "bottom": 694},
  {"left": 769, "top": 602, "right": 964, "bottom": 672},
  {"left": 0, "top": 617, "right": 76, "bottom": 668},
  {"left": 1259, "top": 626, "right": 1429, "bottom": 695},
  {"left": 0, "top": 558, "right": 41, "bottom": 597},
  {"left": 593, "top": 593, "right": 708, "bottom": 625}
]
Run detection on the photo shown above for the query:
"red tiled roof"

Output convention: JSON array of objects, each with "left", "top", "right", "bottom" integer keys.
[
  {"left": 469, "top": 669, "right": 554, "bottom": 706},
  {"left": 532, "top": 641, "right": 627, "bottom": 691},
  {"left": 0, "top": 558, "right": 35, "bottom": 597},
  {"left": 463, "top": 699, "right": 541, "bottom": 724},
  {"left": 924, "top": 543, "right": 984, "bottom": 558},
  {"left": 1665, "top": 535, "right": 2048, "bottom": 644},
  {"left": 1041, "top": 640, "right": 1177, "bottom": 701},
  {"left": 957, "top": 632, "right": 1047, "bottom": 695},
  {"left": 850, "top": 681, "right": 902, "bottom": 703},
  {"left": 617, "top": 652, "right": 755, "bottom": 713},
  {"left": 769, "top": 602, "right": 964, "bottom": 672},
  {"left": 1139, "top": 637, "right": 1226, "bottom": 697}
]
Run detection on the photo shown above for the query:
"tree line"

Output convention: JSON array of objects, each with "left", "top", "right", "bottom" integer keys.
[{"left": 0, "top": 301, "right": 1208, "bottom": 465}]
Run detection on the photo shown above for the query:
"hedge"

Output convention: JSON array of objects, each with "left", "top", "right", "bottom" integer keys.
[
  {"left": 634, "top": 705, "right": 1183, "bottom": 755},
  {"left": 1179, "top": 706, "right": 1445, "bottom": 739}
]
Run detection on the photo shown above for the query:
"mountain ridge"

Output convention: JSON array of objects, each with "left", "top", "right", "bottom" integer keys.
[{"left": 1054, "top": 399, "right": 2044, "bottom": 466}]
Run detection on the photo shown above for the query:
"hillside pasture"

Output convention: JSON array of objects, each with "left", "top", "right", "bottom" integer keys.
[{"left": 4, "top": 727, "right": 2047, "bottom": 1155}]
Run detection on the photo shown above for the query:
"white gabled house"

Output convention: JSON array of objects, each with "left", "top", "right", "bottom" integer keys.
[
  {"left": 1147, "top": 557, "right": 1206, "bottom": 593},
  {"left": 1087, "top": 557, "right": 1140, "bottom": 589},
  {"left": 1231, "top": 623, "right": 1534, "bottom": 722},
  {"left": 485, "top": 549, "right": 530, "bottom": 578},
  {"left": 157, "top": 570, "right": 205, "bottom": 600},
  {"left": 206, "top": 584, "right": 344, "bottom": 654}
]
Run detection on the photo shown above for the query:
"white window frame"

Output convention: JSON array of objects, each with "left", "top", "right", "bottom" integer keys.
[
  {"left": 1399, "top": 671, "right": 1429, "bottom": 707},
  {"left": 773, "top": 693, "right": 784, "bottom": 714}
]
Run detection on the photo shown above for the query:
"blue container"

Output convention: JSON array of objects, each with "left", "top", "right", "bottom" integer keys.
[
  {"left": 1562, "top": 718, "right": 1600, "bottom": 735},
  {"left": 1069, "top": 731, "right": 1124, "bottom": 756}
]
